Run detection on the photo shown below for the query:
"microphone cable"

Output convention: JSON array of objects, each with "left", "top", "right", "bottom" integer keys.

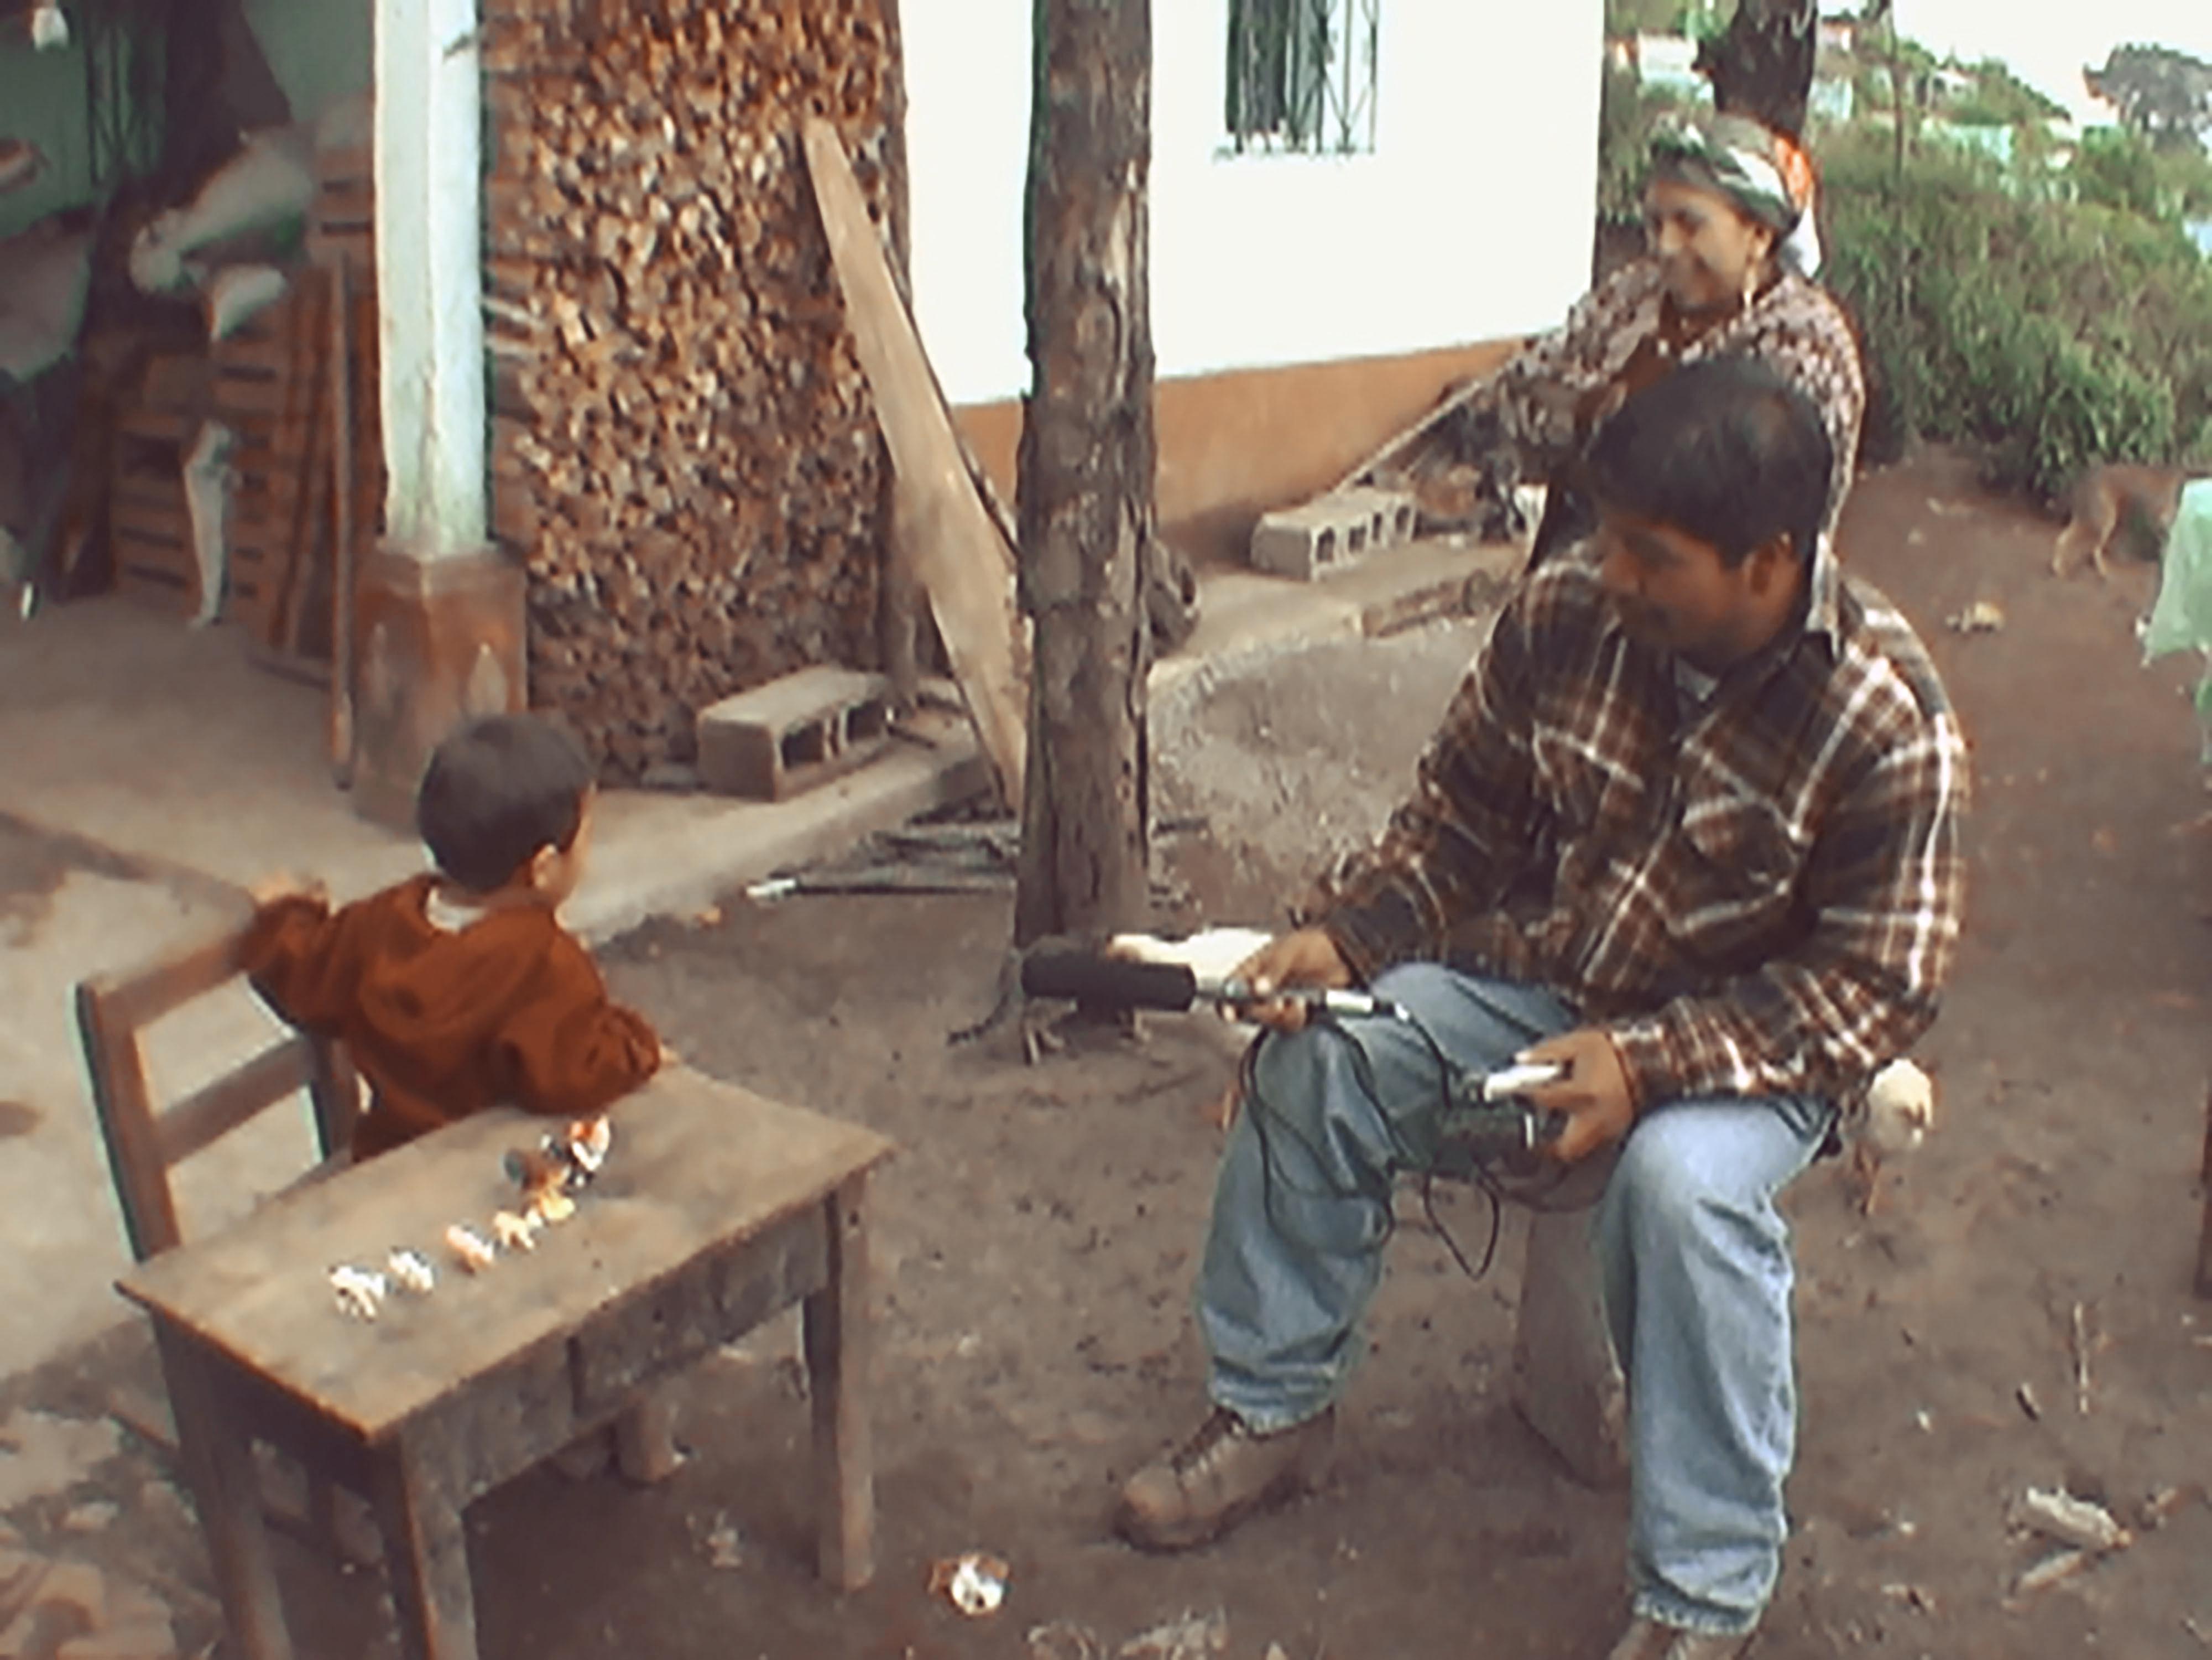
[{"left": 1234, "top": 1003, "right": 1514, "bottom": 1285}]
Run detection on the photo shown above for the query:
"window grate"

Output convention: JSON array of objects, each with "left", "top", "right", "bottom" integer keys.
[{"left": 1226, "top": 0, "right": 1380, "bottom": 156}]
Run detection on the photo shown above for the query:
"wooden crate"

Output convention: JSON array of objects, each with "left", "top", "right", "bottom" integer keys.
[
  {"left": 112, "top": 352, "right": 212, "bottom": 451},
  {"left": 210, "top": 272, "right": 332, "bottom": 647},
  {"left": 107, "top": 467, "right": 199, "bottom": 616},
  {"left": 310, "top": 145, "right": 373, "bottom": 269}
]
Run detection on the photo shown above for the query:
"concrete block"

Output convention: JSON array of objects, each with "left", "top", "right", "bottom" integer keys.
[
  {"left": 696, "top": 667, "right": 897, "bottom": 801},
  {"left": 1249, "top": 487, "right": 1418, "bottom": 581},
  {"left": 1509, "top": 1204, "right": 1629, "bottom": 1489}
]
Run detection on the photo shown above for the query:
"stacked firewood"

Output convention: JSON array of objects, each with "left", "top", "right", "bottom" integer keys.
[{"left": 478, "top": 0, "right": 909, "bottom": 779}]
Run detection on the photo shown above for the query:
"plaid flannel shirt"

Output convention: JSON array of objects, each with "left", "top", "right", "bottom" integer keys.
[{"left": 1308, "top": 547, "right": 1968, "bottom": 1110}]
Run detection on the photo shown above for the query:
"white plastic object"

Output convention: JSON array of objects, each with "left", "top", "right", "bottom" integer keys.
[{"left": 1480, "top": 1061, "right": 1566, "bottom": 1101}]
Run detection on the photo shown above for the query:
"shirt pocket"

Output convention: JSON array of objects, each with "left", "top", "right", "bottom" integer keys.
[
  {"left": 1665, "top": 788, "right": 1809, "bottom": 965},
  {"left": 1533, "top": 730, "right": 1642, "bottom": 844}
]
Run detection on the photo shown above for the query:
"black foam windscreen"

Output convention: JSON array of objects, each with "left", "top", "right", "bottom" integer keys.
[{"left": 1019, "top": 951, "right": 1199, "bottom": 1011}]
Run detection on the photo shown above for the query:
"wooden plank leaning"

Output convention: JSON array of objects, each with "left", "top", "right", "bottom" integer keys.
[
  {"left": 329, "top": 254, "right": 358, "bottom": 788},
  {"left": 800, "top": 116, "right": 1027, "bottom": 810},
  {"left": 2196, "top": 1081, "right": 2212, "bottom": 1300}
]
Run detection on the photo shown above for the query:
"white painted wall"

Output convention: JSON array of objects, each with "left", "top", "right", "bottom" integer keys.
[{"left": 902, "top": 0, "right": 1604, "bottom": 406}]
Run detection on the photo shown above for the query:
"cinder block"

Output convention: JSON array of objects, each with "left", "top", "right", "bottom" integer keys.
[
  {"left": 1248, "top": 486, "right": 1418, "bottom": 580},
  {"left": 1509, "top": 1204, "right": 1628, "bottom": 1489},
  {"left": 696, "top": 667, "right": 896, "bottom": 801}
]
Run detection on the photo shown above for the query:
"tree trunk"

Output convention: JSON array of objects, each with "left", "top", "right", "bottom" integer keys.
[
  {"left": 1695, "top": 0, "right": 1817, "bottom": 137},
  {"left": 1013, "top": 0, "right": 1156, "bottom": 948}
]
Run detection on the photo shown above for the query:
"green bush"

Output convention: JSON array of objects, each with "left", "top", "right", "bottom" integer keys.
[
  {"left": 1597, "top": 64, "right": 1700, "bottom": 231},
  {"left": 1820, "top": 125, "right": 2212, "bottom": 502}
]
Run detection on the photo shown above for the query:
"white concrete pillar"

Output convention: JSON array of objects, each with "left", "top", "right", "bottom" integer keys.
[
  {"left": 352, "top": 0, "right": 520, "bottom": 830},
  {"left": 374, "top": 0, "right": 486, "bottom": 555}
]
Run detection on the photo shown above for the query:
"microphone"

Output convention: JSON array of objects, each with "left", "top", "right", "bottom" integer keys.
[
  {"left": 1019, "top": 950, "right": 1399, "bottom": 1018},
  {"left": 1021, "top": 951, "right": 1196, "bottom": 1009}
]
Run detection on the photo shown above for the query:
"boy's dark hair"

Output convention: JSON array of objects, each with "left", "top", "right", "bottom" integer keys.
[
  {"left": 1581, "top": 356, "right": 1833, "bottom": 568},
  {"left": 415, "top": 715, "right": 594, "bottom": 893}
]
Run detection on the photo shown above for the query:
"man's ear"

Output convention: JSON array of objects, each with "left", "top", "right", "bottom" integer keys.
[
  {"left": 1744, "top": 532, "right": 1796, "bottom": 595},
  {"left": 526, "top": 842, "right": 560, "bottom": 891}
]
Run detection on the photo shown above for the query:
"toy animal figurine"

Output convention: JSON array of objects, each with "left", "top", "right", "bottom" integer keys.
[
  {"left": 504, "top": 1116, "right": 613, "bottom": 1208},
  {"left": 385, "top": 1248, "right": 436, "bottom": 1295},
  {"left": 445, "top": 1224, "right": 498, "bottom": 1274},
  {"left": 330, "top": 1264, "right": 387, "bottom": 1319}
]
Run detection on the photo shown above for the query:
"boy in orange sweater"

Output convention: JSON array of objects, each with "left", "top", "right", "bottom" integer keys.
[{"left": 243, "top": 714, "right": 661, "bottom": 1162}]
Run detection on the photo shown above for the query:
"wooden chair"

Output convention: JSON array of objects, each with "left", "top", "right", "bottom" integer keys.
[
  {"left": 76, "top": 914, "right": 362, "bottom": 1265},
  {"left": 76, "top": 913, "right": 366, "bottom": 1553}
]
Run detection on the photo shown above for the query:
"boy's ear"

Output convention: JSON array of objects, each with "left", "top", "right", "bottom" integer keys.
[{"left": 526, "top": 842, "right": 560, "bottom": 891}]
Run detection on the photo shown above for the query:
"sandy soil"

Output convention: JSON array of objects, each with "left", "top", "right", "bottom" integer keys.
[{"left": 4, "top": 451, "right": 2209, "bottom": 1660}]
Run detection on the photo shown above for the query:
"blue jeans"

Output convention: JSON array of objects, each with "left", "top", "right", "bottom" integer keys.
[{"left": 1194, "top": 964, "right": 1833, "bottom": 1637}]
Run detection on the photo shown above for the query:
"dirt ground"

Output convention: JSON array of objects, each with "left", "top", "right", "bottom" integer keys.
[{"left": 6, "top": 449, "right": 2211, "bottom": 1659}]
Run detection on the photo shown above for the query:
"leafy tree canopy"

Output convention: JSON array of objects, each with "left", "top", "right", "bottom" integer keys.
[
  {"left": 2085, "top": 43, "right": 2212, "bottom": 154},
  {"left": 1605, "top": 0, "right": 1690, "bottom": 35},
  {"left": 1949, "top": 58, "right": 2068, "bottom": 127}
]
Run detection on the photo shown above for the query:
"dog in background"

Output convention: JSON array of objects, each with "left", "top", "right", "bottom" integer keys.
[{"left": 2049, "top": 463, "right": 2208, "bottom": 580}]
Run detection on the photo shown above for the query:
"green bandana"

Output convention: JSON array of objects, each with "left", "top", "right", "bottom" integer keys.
[{"left": 1648, "top": 113, "right": 1798, "bottom": 234}]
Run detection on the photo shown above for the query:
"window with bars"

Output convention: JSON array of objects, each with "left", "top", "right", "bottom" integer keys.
[{"left": 1225, "top": 0, "right": 1380, "bottom": 155}]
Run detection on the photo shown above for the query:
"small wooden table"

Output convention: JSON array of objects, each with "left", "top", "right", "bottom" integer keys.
[{"left": 118, "top": 1068, "right": 893, "bottom": 1660}]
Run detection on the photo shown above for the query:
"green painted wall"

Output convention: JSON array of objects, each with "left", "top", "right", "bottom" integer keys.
[
  {"left": 0, "top": 39, "right": 95, "bottom": 240},
  {"left": 244, "top": 0, "right": 372, "bottom": 124},
  {"left": 0, "top": 0, "right": 371, "bottom": 242}
]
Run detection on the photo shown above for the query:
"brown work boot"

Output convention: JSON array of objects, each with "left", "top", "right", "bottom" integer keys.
[
  {"left": 1605, "top": 1617, "right": 1759, "bottom": 1659},
  {"left": 1114, "top": 1406, "right": 1334, "bottom": 1551}
]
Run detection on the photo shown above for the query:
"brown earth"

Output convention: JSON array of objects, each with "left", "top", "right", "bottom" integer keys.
[{"left": 4, "top": 450, "right": 2210, "bottom": 1659}]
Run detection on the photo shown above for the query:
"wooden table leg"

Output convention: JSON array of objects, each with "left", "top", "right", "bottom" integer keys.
[
  {"left": 367, "top": 1434, "right": 479, "bottom": 1660},
  {"left": 306, "top": 1470, "right": 340, "bottom": 1549},
  {"left": 802, "top": 1172, "right": 875, "bottom": 1590},
  {"left": 615, "top": 1387, "right": 684, "bottom": 1485},
  {"left": 152, "top": 1324, "right": 294, "bottom": 1660}
]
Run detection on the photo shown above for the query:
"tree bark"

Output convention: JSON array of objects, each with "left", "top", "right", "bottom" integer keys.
[
  {"left": 1013, "top": 0, "right": 1156, "bottom": 948},
  {"left": 1695, "top": 0, "right": 1817, "bottom": 138}
]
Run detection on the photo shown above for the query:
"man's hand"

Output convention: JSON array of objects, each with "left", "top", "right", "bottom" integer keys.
[
  {"left": 1230, "top": 929, "right": 1353, "bottom": 1033},
  {"left": 1516, "top": 1027, "right": 1637, "bottom": 1164}
]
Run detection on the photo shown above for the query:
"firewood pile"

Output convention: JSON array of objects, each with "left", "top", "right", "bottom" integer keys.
[{"left": 478, "top": 0, "right": 909, "bottom": 780}]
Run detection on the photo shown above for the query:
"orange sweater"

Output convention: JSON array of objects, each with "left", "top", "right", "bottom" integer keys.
[{"left": 241, "top": 874, "right": 661, "bottom": 1161}]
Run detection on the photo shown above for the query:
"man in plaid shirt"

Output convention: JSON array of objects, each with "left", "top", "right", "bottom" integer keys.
[{"left": 1117, "top": 358, "right": 1966, "bottom": 1660}]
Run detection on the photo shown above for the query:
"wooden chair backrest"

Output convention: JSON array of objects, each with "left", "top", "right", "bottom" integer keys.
[{"left": 75, "top": 917, "right": 359, "bottom": 1262}]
